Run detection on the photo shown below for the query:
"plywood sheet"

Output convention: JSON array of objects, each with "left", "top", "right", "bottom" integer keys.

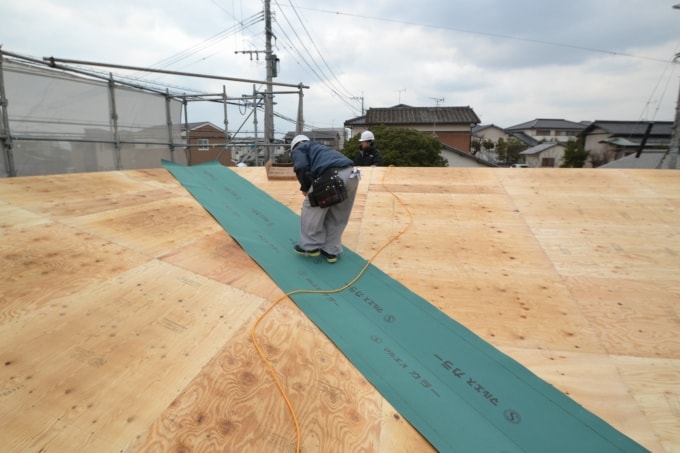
[
  {"left": 1, "top": 166, "right": 678, "bottom": 452},
  {"left": 1, "top": 261, "right": 263, "bottom": 452}
]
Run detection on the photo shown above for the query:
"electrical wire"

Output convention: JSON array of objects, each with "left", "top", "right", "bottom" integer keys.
[
  {"left": 638, "top": 40, "right": 680, "bottom": 122},
  {"left": 289, "top": 6, "right": 674, "bottom": 65},
  {"left": 271, "top": 1, "right": 362, "bottom": 115},
  {"left": 250, "top": 166, "right": 411, "bottom": 453},
  {"left": 278, "top": 0, "right": 356, "bottom": 100},
  {"left": 271, "top": 20, "right": 361, "bottom": 116},
  {"left": 128, "top": 11, "right": 264, "bottom": 81}
]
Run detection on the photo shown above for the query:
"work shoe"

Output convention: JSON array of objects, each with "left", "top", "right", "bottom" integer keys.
[
  {"left": 294, "top": 245, "right": 320, "bottom": 257},
  {"left": 320, "top": 250, "right": 337, "bottom": 263}
]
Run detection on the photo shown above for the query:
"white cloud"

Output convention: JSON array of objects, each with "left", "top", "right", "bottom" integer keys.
[{"left": 2, "top": 0, "right": 679, "bottom": 136}]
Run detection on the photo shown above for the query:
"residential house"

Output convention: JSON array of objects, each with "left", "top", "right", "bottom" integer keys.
[
  {"left": 470, "top": 124, "right": 538, "bottom": 164},
  {"left": 441, "top": 144, "right": 497, "bottom": 168},
  {"left": 278, "top": 129, "right": 343, "bottom": 164},
  {"left": 344, "top": 104, "right": 480, "bottom": 152},
  {"left": 283, "top": 129, "right": 342, "bottom": 149},
  {"left": 182, "top": 122, "right": 231, "bottom": 166},
  {"left": 599, "top": 150, "right": 671, "bottom": 169},
  {"left": 579, "top": 120, "right": 672, "bottom": 166},
  {"left": 506, "top": 118, "right": 587, "bottom": 144},
  {"left": 472, "top": 124, "right": 508, "bottom": 146},
  {"left": 520, "top": 142, "right": 566, "bottom": 168}
]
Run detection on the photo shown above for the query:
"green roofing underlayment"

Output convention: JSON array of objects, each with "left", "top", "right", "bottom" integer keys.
[{"left": 163, "top": 160, "right": 647, "bottom": 453}]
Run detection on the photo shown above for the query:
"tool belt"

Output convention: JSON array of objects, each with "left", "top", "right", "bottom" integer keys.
[{"left": 308, "top": 168, "right": 347, "bottom": 208}]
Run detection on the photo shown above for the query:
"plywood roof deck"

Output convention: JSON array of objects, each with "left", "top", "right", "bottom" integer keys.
[{"left": 0, "top": 167, "right": 678, "bottom": 452}]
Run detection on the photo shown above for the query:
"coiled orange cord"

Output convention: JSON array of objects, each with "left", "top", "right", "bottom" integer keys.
[{"left": 250, "top": 167, "right": 413, "bottom": 453}]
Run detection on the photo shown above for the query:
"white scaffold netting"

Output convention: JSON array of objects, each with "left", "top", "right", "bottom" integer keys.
[{"left": 1, "top": 59, "right": 186, "bottom": 177}]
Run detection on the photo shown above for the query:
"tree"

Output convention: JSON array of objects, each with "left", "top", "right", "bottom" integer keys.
[
  {"left": 560, "top": 139, "right": 590, "bottom": 168},
  {"left": 482, "top": 139, "right": 495, "bottom": 153},
  {"left": 342, "top": 125, "right": 447, "bottom": 166},
  {"left": 495, "top": 137, "right": 527, "bottom": 166},
  {"left": 471, "top": 138, "right": 482, "bottom": 155}
]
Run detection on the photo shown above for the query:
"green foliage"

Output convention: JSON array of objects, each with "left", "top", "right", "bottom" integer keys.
[
  {"left": 495, "top": 137, "right": 527, "bottom": 165},
  {"left": 560, "top": 139, "right": 590, "bottom": 168},
  {"left": 342, "top": 125, "right": 447, "bottom": 167},
  {"left": 482, "top": 139, "right": 495, "bottom": 151}
]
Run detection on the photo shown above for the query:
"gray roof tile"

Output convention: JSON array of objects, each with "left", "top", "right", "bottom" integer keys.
[{"left": 365, "top": 106, "right": 480, "bottom": 125}]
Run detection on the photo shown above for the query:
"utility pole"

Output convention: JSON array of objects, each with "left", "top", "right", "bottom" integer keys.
[
  {"left": 234, "top": 0, "right": 276, "bottom": 163},
  {"left": 264, "top": 0, "right": 275, "bottom": 162},
  {"left": 352, "top": 92, "right": 365, "bottom": 115}
]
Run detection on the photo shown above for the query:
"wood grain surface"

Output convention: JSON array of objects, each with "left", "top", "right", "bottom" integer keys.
[{"left": 1, "top": 166, "right": 678, "bottom": 452}]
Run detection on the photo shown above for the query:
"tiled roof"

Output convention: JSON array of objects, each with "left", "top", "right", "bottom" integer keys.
[
  {"left": 582, "top": 121, "right": 673, "bottom": 137},
  {"left": 365, "top": 106, "right": 480, "bottom": 125},
  {"left": 344, "top": 115, "right": 367, "bottom": 126},
  {"left": 509, "top": 131, "right": 540, "bottom": 147},
  {"left": 600, "top": 150, "right": 668, "bottom": 169},
  {"left": 506, "top": 118, "right": 586, "bottom": 131},
  {"left": 472, "top": 124, "right": 504, "bottom": 133},
  {"left": 441, "top": 143, "right": 497, "bottom": 167},
  {"left": 520, "top": 142, "right": 565, "bottom": 155},
  {"left": 181, "top": 121, "right": 224, "bottom": 132}
]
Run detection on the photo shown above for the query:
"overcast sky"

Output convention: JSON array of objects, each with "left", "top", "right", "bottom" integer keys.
[{"left": 3, "top": 0, "right": 680, "bottom": 138}]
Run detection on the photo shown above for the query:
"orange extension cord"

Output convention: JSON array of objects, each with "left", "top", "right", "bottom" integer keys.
[{"left": 249, "top": 168, "right": 413, "bottom": 453}]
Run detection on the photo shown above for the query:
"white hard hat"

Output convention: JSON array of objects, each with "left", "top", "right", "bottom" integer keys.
[
  {"left": 290, "top": 134, "right": 310, "bottom": 151},
  {"left": 360, "top": 130, "right": 375, "bottom": 142}
]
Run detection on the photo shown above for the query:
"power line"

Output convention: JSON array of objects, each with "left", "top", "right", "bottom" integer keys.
[
  {"left": 279, "top": 0, "right": 355, "bottom": 99},
  {"left": 271, "top": 5, "right": 360, "bottom": 115},
  {"left": 143, "top": 12, "right": 264, "bottom": 72},
  {"left": 290, "top": 6, "right": 674, "bottom": 64}
]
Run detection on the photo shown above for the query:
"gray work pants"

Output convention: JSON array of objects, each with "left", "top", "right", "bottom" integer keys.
[{"left": 299, "top": 166, "right": 359, "bottom": 255}]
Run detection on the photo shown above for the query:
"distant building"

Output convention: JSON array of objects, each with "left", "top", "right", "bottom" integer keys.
[
  {"left": 505, "top": 118, "right": 587, "bottom": 143},
  {"left": 283, "top": 129, "right": 342, "bottom": 149},
  {"left": 182, "top": 122, "right": 232, "bottom": 166},
  {"left": 520, "top": 142, "right": 566, "bottom": 168},
  {"left": 344, "top": 104, "right": 480, "bottom": 152},
  {"left": 471, "top": 124, "right": 509, "bottom": 145},
  {"left": 441, "top": 144, "right": 497, "bottom": 168},
  {"left": 579, "top": 120, "right": 672, "bottom": 166}
]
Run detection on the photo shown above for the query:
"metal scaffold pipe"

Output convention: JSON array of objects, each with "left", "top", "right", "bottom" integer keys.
[{"left": 43, "top": 56, "right": 309, "bottom": 90}]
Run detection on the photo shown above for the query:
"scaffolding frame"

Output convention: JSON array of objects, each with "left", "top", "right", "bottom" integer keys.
[{"left": 0, "top": 49, "right": 307, "bottom": 177}]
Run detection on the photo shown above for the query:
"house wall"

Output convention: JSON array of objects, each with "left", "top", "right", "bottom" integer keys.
[
  {"left": 473, "top": 127, "right": 508, "bottom": 144},
  {"left": 397, "top": 125, "right": 471, "bottom": 152},
  {"left": 581, "top": 127, "right": 634, "bottom": 165},
  {"left": 513, "top": 128, "right": 580, "bottom": 143},
  {"left": 432, "top": 131, "right": 472, "bottom": 152},
  {"left": 440, "top": 150, "right": 490, "bottom": 167},
  {"left": 525, "top": 146, "right": 565, "bottom": 168},
  {"left": 582, "top": 127, "right": 611, "bottom": 157}
]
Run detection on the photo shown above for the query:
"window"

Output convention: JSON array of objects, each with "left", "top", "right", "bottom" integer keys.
[
  {"left": 535, "top": 129, "right": 551, "bottom": 136},
  {"left": 541, "top": 157, "right": 556, "bottom": 167},
  {"left": 198, "top": 138, "right": 209, "bottom": 151}
]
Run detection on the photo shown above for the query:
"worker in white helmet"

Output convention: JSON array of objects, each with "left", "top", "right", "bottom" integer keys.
[
  {"left": 353, "top": 130, "right": 383, "bottom": 166},
  {"left": 289, "top": 134, "right": 360, "bottom": 263}
]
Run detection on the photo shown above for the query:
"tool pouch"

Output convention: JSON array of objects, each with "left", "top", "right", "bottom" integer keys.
[{"left": 308, "top": 169, "right": 347, "bottom": 208}]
